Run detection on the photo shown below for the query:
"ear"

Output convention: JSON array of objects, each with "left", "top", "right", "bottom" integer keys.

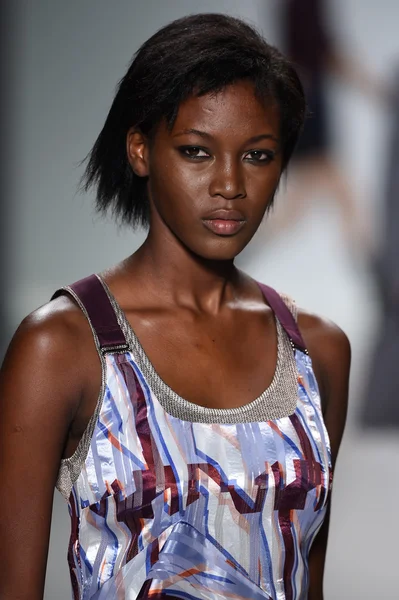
[{"left": 126, "top": 127, "right": 149, "bottom": 177}]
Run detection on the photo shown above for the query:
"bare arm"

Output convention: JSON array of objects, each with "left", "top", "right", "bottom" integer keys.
[
  {"left": 0, "top": 298, "right": 88, "bottom": 600},
  {"left": 298, "top": 311, "right": 351, "bottom": 600},
  {"left": 326, "top": 49, "right": 391, "bottom": 104}
]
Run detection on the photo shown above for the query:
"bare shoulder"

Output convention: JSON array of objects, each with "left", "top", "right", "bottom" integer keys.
[
  {"left": 1, "top": 293, "right": 93, "bottom": 417},
  {"left": 296, "top": 306, "right": 351, "bottom": 462},
  {"left": 296, "top": 307, "right": 351, "bottom": 367},
  {"left": 14, "top": 293, "right": 85, "bottom": 345}
]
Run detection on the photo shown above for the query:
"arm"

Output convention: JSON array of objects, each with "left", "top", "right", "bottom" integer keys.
[
  {"left": 326, "top": 49, "right": 391, "bottom": 105},
  {"left": 0, "top": 297, "right": 88, "bottom": 600},
  {"left": 298, "top": 311, "right": 351, "bottom": 600}
]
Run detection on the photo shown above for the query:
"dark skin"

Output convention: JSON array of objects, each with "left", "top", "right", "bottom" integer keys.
[{"left": 0, "top": 80, "right": 350, "bottom": 599}]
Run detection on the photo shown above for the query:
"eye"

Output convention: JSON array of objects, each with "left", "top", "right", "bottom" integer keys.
[
  {"left": 179, "top": 146, "right": 210, "bottom": 159},
  {"left": 244, "top": 150, "right": 275, "bottom": 163}
]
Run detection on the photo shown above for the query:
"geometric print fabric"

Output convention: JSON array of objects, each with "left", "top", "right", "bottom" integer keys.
[{"left": 65, "top": 346, "right": 332, "bottom": 600}]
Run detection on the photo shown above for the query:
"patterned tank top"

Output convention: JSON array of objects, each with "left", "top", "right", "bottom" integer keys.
[{"left": 53, "top": 274, "right": 332, "bottom": 600}]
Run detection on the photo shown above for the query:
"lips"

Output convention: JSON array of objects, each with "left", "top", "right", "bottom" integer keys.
[
  {"left": 203, "top": 209, "right": 245, "bottom": 221},
  {"left": 202, "top": 209, "right": 246, "bottom": 236}
]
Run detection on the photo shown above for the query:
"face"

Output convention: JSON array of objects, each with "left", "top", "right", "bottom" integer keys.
[{"left": 127, "top": 80, "right": 283, "bottom": 261}]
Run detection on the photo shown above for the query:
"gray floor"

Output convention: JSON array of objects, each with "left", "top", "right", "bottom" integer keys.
[{"left": 325, "top": 429, "right": 398, "bottom": 598}]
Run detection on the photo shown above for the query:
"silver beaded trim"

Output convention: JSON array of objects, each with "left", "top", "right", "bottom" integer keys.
[
  {"left": 99, "top": 278, "right": 300, "bottom": 425},
  {"left": 55, "top": 286, "right": 107, "bottom": 501}
]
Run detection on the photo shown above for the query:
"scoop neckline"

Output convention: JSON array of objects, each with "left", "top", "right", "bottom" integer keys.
[{"left": 97, "top": 275, "right": 299, "bottom": 424}]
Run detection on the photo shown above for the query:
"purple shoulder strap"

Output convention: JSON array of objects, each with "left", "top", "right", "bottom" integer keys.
[
  {"left": 256, "top": 281, "right": 307, "bottom": 353},
  {"left": 52, "top": 274, "right": 129, "bottom": 353}
]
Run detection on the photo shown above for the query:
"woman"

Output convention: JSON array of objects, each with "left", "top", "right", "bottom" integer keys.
[
  {"left": 0, "top": 13, "right": 350, "bottom": 600},
  {"left": 278, "top": 0, "right": 361, "bottom": 251}
]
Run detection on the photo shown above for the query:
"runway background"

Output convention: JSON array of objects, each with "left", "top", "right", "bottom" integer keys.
[{"left": 2, "top": 1, "right": 398, "bottom": 598}]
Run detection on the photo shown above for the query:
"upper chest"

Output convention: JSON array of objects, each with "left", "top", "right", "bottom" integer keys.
[
  {"left": 79, "top": 352, "right": 332, "bottom": 511},
  {"left": 122, "top": 304, "right": 279, "bottom": 409}
]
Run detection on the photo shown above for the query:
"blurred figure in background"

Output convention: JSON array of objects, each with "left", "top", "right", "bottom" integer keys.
[
  {"left": 361, "top": 66, "right": 399, "bottom": 428},
  {"left": 242, "top": 0, "right": 385, "bottom": 263}
]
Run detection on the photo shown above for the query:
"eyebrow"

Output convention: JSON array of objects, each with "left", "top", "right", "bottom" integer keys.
[{"left": 172, "top": 128, "right": 279, "bottom": 144}]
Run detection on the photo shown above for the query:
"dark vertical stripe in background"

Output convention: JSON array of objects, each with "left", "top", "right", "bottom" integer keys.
[
  {"left": 0, "top": 2, "right": 9, "bottom": 360},
  {"left": 0, "top": 3, "right": 19, "bottom": 361}
]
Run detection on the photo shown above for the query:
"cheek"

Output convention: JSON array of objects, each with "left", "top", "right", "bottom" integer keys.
[
  {"left": 246, "top": 166, "right": 282, "bottom": 204},
  {"left": 165, "top": 158, "right": 210, "bottom": 192},
  {"left": 150, "top": 161, "right": 209, "bottom": 216}
]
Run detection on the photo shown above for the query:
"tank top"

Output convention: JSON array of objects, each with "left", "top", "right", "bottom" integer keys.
[{"left": 52, "top": 274, "right": 332, "bottom": 600}]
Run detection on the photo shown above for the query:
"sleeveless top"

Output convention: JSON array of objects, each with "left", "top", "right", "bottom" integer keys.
[{"left": 52, "top": 274, "right": 332, "bottom": 600}]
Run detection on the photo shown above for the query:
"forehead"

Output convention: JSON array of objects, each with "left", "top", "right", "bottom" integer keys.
[{"left": 170, "top": 81, "right": 280, "bottom": 139}]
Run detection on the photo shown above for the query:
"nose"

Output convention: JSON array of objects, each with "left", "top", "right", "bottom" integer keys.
[{"left": 209, "top": 158, "right": 246, "bottom": 200}]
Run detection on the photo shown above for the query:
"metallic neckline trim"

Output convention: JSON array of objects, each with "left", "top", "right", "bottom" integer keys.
[
  {"left": 55, "top": 285, "right": 107, "bottom": 500},
  {"left": 98, "top": 276, "right": 299, "bottom": 424}
]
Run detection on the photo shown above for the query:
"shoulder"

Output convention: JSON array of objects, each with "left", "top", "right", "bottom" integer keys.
[
  {"left": 295, "top": 306, "right": 351, "bottom": 462},
  {"left": 7, "top": 293, "right": 89, "bottom": 362},
  {"left": 277, "top": 291, "right": 351, "bottom": 369},
  {"left": 1, "top": 292, "right": 95, "bottom": 412},
  {"left": 297, "top": 307, "right": 351, "bottom": 367}
]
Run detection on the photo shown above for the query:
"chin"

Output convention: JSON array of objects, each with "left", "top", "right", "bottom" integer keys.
[{"left": 191, "top": 238, "right": 249, "bottom": 262}]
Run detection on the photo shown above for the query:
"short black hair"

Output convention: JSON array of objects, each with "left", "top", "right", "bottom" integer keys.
[{"left": 82, "top": 13, "right": 305, "bottom": 228}]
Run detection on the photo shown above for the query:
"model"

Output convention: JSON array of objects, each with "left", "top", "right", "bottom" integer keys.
[{"left": 0, "top": 13, "right": 350, "bottom": 600}]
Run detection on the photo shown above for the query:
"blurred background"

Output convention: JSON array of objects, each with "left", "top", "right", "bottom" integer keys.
[{"left": 2, "top": 1, "right": 398, "bottom": 598}]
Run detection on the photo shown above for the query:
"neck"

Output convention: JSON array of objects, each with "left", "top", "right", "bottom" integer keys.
[{"left": 125, "top": 225, "right": 241, "bottom": 314}]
